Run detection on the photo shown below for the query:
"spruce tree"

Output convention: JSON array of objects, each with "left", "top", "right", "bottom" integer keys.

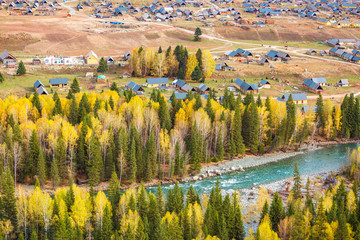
[
  {"left": 216, "top": 131, "right": 225, "bottom": 161},
  {"left": 2, "top": 167, "right": 17, "bottom": 227},
  {"left": 148, "top": 193, "right": 161, "bottom": 240},
  {"left": 191, "top": 66, "right": 202, "bottom": 81},
  {"left": 205, "top": 96, "right": 215, "bottom": 122},
  {"left": 290, "top": 201, "right": 306, "bottom": 240},
  {"left": 136, "top": 218, "right": 148, "bottom": 240},
  {"left": 311, "top": 198, "right": 331, "bottom": 239},
  {"left": 260, "top": 200, "right": 269, "bottom": 223},
  {"left": 101, "top": 206, "right": 113, "bottom": 240},
  {"left": 242, "top": 102, "right": 260, "bottom": 153},
  {"left": 29, "top": 129, "right": 40, "bottom": 179},
  {"left": 158, "top": 46, "right": 162, "bottom": 53},
  {"left": 194, "top": 27, "right": 202, "bottom": 41},
  {"left": 285, "top": 94, "right": 296, "bottom": 145},
  {"left": 269, "top": 192, "right": 284, "bottom": 232},
  {"left": 174, "top": 142, "right": 181, "bottom": 176},
  {"left": 0, "top": 71, "right": 4, "bottom": 83},
  {"left": 97, "top": 57, "right": 109, "bottom": 72},
  {"left": 129, "top": 137, "right": 137, "bottom": 183},
  {"left": 156, "top": 183, "right": 165, "bottom": 215},
  {"left": 89, "top": 137, "right": 104, "bottom": 185},
  {"left": 145, "top": 132, "right": 157, "bottom": 181},
  {"left": 196, "top": 48, "right": 202, "bottom": 70},
  {"left": 292, "top": 162, "right": 301, "bottom": 200},
  {"left": 316, "top": 94, "right": 325, "bottom": 134},
  {"left": 37, "top": 149, "right": 47, "bottom": 186},
  {"left": 232, "top": 106, "right": 245, "bottom": 155},
  {"left": 193, "top": 94, "right": 202, "bottom": 111},
  {"left": 32, "top": 90, "right": 42, "bottom": 116},
  {"left": 69, "top": 95, "right": 78, "bottom": 125},
  {"left": 16, "top": 60, "right": 26, "bottom": 75},
  {"left": 70, "top": 78, "right": 81, "bottom": 93},
  {"left": 50, "top": 157, "right": 60, "bottom": 188},
  {"left": 158, "top": 96, "right": 172, "bottom": 131},
  {"left": 55, "top": 135, "right": 67, "bottom": 181}
]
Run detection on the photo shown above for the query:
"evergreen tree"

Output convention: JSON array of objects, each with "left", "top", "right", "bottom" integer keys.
[
  {"left": 269, "top": 192, "right": 284, "bottom": 232},
  {"left": 315, "top": 94, "right": 325, "bottom": 134},
  {"left": 194, "top": 27, "right": 202, "bottom": 41},
  {"left": 285, "top": 94, "right": 296, "bottom": 145},
  {"left": 242, "top": 102, "right": 260, "bottom": 153},
  {"left": 256, "top": 95, "right": 262, "bottom": 107},
  {"left": 158, "top": 96, "right": 172, "bottom": 131},
  {"left": 129, "top": 137, "right": 137, "bottom": 183},
  {"left": 0, "top": 71, "right": 4, "bottom": 83},
  {"left": 216, "top": 130, "right": 225, "bottom": 161},
  {"left": 290, "top": 201, "right": 306, "bottom": 240},
  {"left": 232, "top": 106, "right": 245, "bottom": 155},
  {"left": 196, "top": 48, "right": 202, "bottom": 70},
  {"left": 97, "top": 57, "right": 109, "bottom": 73},
  {"left": 1, "top": 167, "right": 17, "bottom": 227},
  {"left": 89, "top": 137, "right": 104, "bottom": 185},
  {"left": 190, "top": 122, "right": 201, "bottom": 174},
  {"left": 16, "top": 60, "right": 26, "bottom": 75},
  {"left": 158, "top": 46, "right": 162, "bottom": 53},
  {"left": 52, "top": 95, "right": 63, "bottom": 116},
  {"left": 32, "top": 90, "right": 42, "bottom": 116},
  {"left": 101, "top": 206, "right": 113, "bottom": 240},
  {"left": 28, "top": 130, "right": 40, "bottom": 179},
  {"left": 292, "top": 162, "right": 301, "bottom": 200},
  {"left": 311, "top": 198, "right": 331, "bottom": 240},
  {"left": 37, "top": 149, "right": 47, "bottom": 186},
  {"left": 145, "top": 132, "right": 157, "bottom": 181},
  {"left": 70, "top": 78, "right": 81, "bottom": 93},
  {"left": 93, "top": 98, "right": 101, "bottom": 119},
  {"left": 260, "top": 200, "right": 269, "bottom": 223},
  {"left": 148, "top": 193, "right": 161, "bottom": 240},
  {"left": 68, "top": 95, "right": 78, "bottom": 125},
  {"left": 136, "top": 218, "right": 148, "bottom": 240},
  {"left": 55, "top": 135, "right": 67, "bottom": 181},
  {"left": 50, "top": 157, "right": 60, "bottom": 188},
  {"left": 205, "top": 96, "right": 215, "bottom": 122},
  {"left": 191, "top": 66, "right": 202, "bottom": 81}
]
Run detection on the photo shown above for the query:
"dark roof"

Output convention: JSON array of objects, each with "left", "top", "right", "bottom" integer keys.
[
  {"left": 34, "top": 80, "right": 44, "bottom": 88},
  {"left": 175, "top": 92, "right": 187, "bottom": 99},
  {"left": 198, "top": 83, "right": 209, "bottom": 92},
  {"left": 260, "top": 79, "right": 270, "bottom": 85},
  {"left": 311, "top": 77, "right": 327, "bottom": 84},
  {"left": 266, "top": 50, "right": 278, "bottom": 58},
  {"left": 36, "top": 86, "right": 48, "bottom": 95},
  {"left": 146, "top": 77, "right": 169, "bottom": 85},
  {"left": 0, "top": 50, "right": 15, "bottom": 61},
  {"left": 304, "top": 78, "right": 323, "bottom": 91},
  {"left": 234, "top": 78, "right": 258, "bottom": 91},
  {"left": 49, "top": 78, "right": 68, "bottom": 85},
  {"left": 125, "top": 81, "right": 142, "bottom": 92},
  {"left": 278, "top": 93, "right": 308, "bottom": 102},
  {"left": 174, "top": 79, "right": 186, "bottom": 88}
]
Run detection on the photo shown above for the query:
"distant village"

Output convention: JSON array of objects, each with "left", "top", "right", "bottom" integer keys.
[{"left": 1, "top": 0, "right": 359, "bottom": 28}]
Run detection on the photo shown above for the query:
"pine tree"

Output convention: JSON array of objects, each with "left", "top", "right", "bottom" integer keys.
[
  {"left": 55, "top": 135, "right": 67, "bottom": 181},
  {"left": 32, "top": 90, "right": 42, "bottom": 116},
  {"left": 145, "top": 132, "right": 157, "bottom": 181},
  {"left": 315, "top": 94, "right": 325, "bottom": 134},
  {"left": 174, "top": 142, "right": 181, "bottom": 176},
  {"left": 29, "top": 129, "right": 40, "bottom": 179},
  {"left": 290, "top": 201, "right": 306, "bottom": 240},
  {"left": 69, "top": 95, "right": 78, "bottom": 125},
  {"left": 269, "top": 192, "right": 284, "bottom": 232},
  {"left": 136, "top": 218, "right": 148, "bottom": 240},
  {"left": 256, "top": 95, "right": 262, "bottom": 107},
  {"left": 16, "top": 60, "right": 26, "bottom": 75},
  {"left": 194, "top": 94, "right": 202, "bottom": 111},
  {"left": 52, "top": 95, "right": 63, "bottom": 116},
  {"left": 191, "top": 65, "right": 202, "bottom": 81},
  {"left": 101, "top": 205, "right": 113, "bottom": 240},
  {"left": 70, "top": 78, "right": 81, "bottom": 93},
  {"left": 194, "top": 27, "right": 202, "bottom": 41},
  {"left": 50, "top": 157, "right": 60, "bottom": 188},
  {"left": 196, "top": 48, "right": 202, "bottom": 70},
  {"left": 205, "top": 96, "right": 215, "bottom": 122},
  {"left": 158, "top": 96, "right": 172, "bottom": 131},
  {"left": 89, "top": 137, "right": 104, "bottom": 185},
  {"left": 148, "top": 193, "right": 161, "bottom": 240},
  {"left": 233, "top": 201, "right": 245, "bottom": 240},
  {"left": 260, "top": 200, "right": 269, "bottom": 223},
  {"left": 97, "top": 57, "right": 109, "bottom": 73},
  {"left": 158, "top": 46, "right": 162, "bottom": 53},
  {"left": 292, "top": 163, "right": 301, "bottom": 200},
  {"left": 285, "top": 94, "right": 296, "bottom": 145},
  {"left": 242, "top": 103, "right": 260, "bottom": 153},
  {"left": 129, "top": 137, "right": 137, "bottom": 183},
  {"left": 190, "top": 122, "right": 201, "bottom": 174},
  {"left": 232, "top": 106, "right": 245, "bottom": 155},
  {"left": 2, "top": 167, "right": 17, "bottom": 227},
  {"left": 216, "top": 130, "right": 225, "bottom": 161},
  {"left": 311, "top": 198, "right": 331, "bottom": 239},
  {"left": 0, "top": 71, "right": 4, "bottom": 83},
  {"left": 37, "top": 149, "right": 47, "bottom": 186}
]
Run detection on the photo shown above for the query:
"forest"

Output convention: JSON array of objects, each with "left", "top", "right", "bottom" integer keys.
[
  {"left": 0, "top": 147, "right": 360, "bottom": 239},
  {"left": 0, "top": 76, "right": 358, "bottom": 186},
  {"left": 130, "top": 46, "right": 215, "bottom": 80}
]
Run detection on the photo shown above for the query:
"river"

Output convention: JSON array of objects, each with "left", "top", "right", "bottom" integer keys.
[{"left": 147, "top": 143, "right": 359, "bottom": 195}]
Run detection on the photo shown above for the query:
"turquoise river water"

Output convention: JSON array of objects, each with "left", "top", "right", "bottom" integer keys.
[{"left": 147, "top": 143, "right": 359, "bottom": 194}]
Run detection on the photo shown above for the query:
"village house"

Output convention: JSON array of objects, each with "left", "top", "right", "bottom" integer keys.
[
  {"left": 301, "top": 106, "right": 317, "bottom": 114},
  {"left": 86, "top": 51, "right": 99, "bottom": 65},
  {"left": 34, "top": 80, "right": 45, "bottom": 90},
  {"left": 0, "top": 50, "right": 17, "bottom": 67},
  {"left": 215, "top": 62, "right": 233, "bottom": 71},
  {"left": 36, "top": 86, "right": 49, "bottom": 95},
  {"left": 309, "top": 77, "right": 327, "bottom": 86},
  {"left": 303, "top": 78, "right": 323, "bottom": 94},
  {"left": 49, "top": 78, "right": 68, "bottom": 88},
  {"left": 233, "top": 78, "right": 259, "bottom": 94},
  {"left": 174, "top": 92, "right": 188, "bottom": 100},
  {"left": 277, "top": 93, "right": 308, "bottom": 105},
  {"left": 173, "top": 79, "right": 195, "bottom": 92},
  {"left": 120, "top": 72, "right": 131, "bottom": 79},
  {"left": 32, "top": 57, "right": 42, "bottom": 65},
  {"left": 146, "top": 77, "right": 169, "bottom": 88},
  {"left": 125, "top": 81, "right": 145, "bottom": 95},
  {"left": 337, "top": 79, "right": 349, "bottom": 87},
  {"left": 258, "top": 79, "right": 271, "bottom": 88},
  {"left": 198, "top": 83, "right": 210, "bottom": 94},
  {"left": 265, "top": 50, "right": 291, "bottom": 61},
  {"left": 258, "top": 57, "right": 270, "bottom": 65},
  {"left": 224, "top": 48, "right": 253, "bottom": 61},
  {"left": 106, "top": 56, "right": 115, "bottom": 65}
]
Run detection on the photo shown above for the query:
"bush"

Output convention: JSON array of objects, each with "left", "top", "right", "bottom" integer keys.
[{"left": 212, "top": 157, "right": 219, "bottom": 163}]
